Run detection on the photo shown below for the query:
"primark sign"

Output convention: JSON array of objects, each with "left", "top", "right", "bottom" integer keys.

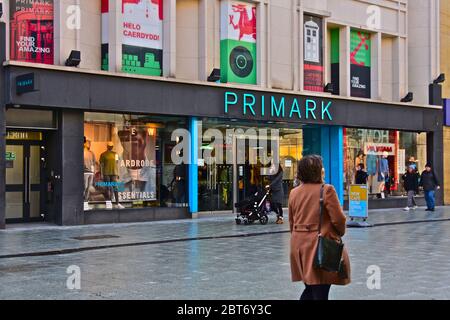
[{"left": 224, "top": 91, "right": 333, "bottom": 122}]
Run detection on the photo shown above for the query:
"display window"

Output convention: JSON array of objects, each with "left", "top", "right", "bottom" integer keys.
[
  {"left": 344, "top": 128, "right": 427, "bottom": 199},
  {"left": 83, "top": 112, "right": 188, "bottom": 210}
]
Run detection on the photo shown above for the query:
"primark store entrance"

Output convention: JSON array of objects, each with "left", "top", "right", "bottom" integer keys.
[{"left": 198, "top": 120, "right": 323, "bottom": 212}]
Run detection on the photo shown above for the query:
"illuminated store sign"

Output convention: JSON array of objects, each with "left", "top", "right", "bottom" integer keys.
[
  {"left": 224, "top": 92, "right": 333, "bottom": 121},
  {"left": 16, "top": 73, "right": 37, "bottom": 94}
]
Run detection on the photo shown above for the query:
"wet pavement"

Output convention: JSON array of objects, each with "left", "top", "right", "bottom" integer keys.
[{"left": 1, "top": 207, "right": 450, "bottom": 300}]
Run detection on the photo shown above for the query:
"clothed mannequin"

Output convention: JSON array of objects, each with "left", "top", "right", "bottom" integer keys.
[
  {"left": 378, "top": 151, "right": 390, "bottom": 198},
  {"left": 408, "top": 156, "right": 418, "bottom": 173},
  {"left": 366, "top": 152, "right": 377, "bottom": 193},
  {"left": 100, "top": 142, "right": 124, "bottom": 208},
  {"left": 83, "top": 138, "right": 96, "bottom": 203}
]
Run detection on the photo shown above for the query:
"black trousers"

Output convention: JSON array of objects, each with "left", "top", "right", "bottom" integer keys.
[
  {"left": 300, "top": 284, "right": 331, "bottom": 301},
  {"left": 273, "top": 202, "right": 283, "bottom": 217}
]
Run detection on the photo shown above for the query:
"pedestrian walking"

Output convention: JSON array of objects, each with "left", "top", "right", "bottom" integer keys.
[
  {"left": 289, "top": 155, "right": 351, "bottom": 300},
  {"left": 402, "top": 166, "right": 419, "bottom": 212},
  {"left": 420, "top": 163, "right": 440, "bottom": 212},
  {"left": 267, "top": 163, "right": 284, "bottom": 224},
  {"left": 355, "top": 163, "right": 369, "bottom": 185}
]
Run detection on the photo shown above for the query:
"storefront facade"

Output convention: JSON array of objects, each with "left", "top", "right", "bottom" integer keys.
[{"left": 0, "top": 59, "right": 444, "bottom": 227}]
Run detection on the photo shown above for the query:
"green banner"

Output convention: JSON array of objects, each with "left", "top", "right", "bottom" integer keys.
[
  {"left": 350, "top": 30, "right": 371, "bottom": 67},
  {"left": 350, "top": 30, "right": 371, "bottom": 98}
]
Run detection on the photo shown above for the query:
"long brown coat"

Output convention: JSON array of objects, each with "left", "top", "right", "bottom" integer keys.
[{"left": 289, "top": 183, "right": 351, "bottom": 285}]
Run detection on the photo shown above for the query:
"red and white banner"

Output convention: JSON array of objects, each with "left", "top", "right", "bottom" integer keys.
[{"left": 122, "top": 0, "right": 163, "bottom": 50}]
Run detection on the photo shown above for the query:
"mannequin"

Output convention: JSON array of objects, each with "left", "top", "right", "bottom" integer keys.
[
  {"left": 408, "top": 156, "right": 418, "bottom": 173},
  {"left": 366, "top": 151, "right": 377, "bottom": 193},
  {"left": 378, "top": 151, "right": 390, "bottom": 198},
  {"left": 100, "top": 141, "right": 124, "bottom": 208},
  {"left": 83, "top": 137, "right": 96, "bottom": 203}
]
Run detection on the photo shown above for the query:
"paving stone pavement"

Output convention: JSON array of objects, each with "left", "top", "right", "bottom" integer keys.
[{"left": 1, "top": 207, "right": 450, "bottom": 300}]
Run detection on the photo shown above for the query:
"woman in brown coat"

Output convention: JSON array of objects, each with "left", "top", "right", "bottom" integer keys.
[{"left": 289, "top": 155, "right": 351, "bottom": 300}]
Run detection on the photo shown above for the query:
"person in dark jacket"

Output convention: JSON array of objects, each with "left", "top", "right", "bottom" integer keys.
[
  {"left": 419, "top": 163, "right": 440, "bottom": 212},
  {"left": 355, "top": 164, "right": 369, "bottom": 185},
  {"left": 402, "top": 166, "right": 419, "bottom": 212},
  {"left": 267, "top": 163, "right": 284, "bottom": 224}
]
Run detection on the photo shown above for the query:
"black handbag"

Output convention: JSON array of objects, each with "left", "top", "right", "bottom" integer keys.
[{"left": 313, "top": 185, "right": 344, "bottom": 273}]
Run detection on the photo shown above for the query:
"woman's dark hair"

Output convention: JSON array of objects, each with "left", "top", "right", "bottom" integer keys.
[{"left": 297, "top": 155, "right": 324, "bottom": 184}]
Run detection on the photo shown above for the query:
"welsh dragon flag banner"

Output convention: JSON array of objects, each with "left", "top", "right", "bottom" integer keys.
[{"left": 220, "top": 0, "right": 257, "bottom": 84}]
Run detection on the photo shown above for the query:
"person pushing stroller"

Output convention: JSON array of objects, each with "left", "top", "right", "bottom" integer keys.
[{"left": 266, "top": 162, "right": 284, "bottom": 224}]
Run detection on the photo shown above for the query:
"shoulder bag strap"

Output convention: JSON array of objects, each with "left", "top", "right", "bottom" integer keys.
[{"left": 318, "top": 184, "right": 325, "bottom": 236}]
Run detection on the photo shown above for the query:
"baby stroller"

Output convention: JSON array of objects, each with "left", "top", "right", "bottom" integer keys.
[{"left": 235, "top": 186, "right": 271, "bottom": 225}]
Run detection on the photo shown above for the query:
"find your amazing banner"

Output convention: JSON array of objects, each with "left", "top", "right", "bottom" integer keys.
[{"left": 9, "top": 0, "right": 54, "bottom": 65}]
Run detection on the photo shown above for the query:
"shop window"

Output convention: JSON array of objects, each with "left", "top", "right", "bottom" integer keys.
[
  {"left": 83, "top": 112, "right": 188, "bottom": 210},
  {"left": 344, "top": 128, "right": 427, "bottom": 199}
]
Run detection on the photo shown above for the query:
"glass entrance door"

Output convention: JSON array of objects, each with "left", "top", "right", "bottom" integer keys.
[
  {"left": 5, "top": 141, "right": 45, "bottom": 222},
  {"left": 235, "top": 135, "right": 277, "bottom": 206},
  {"left": 197, "top": 127, "right": 233, "bottom": 213}
]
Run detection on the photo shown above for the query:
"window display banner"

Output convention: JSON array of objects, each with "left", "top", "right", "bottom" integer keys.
[
  {"left": 122, "top": 0, "right": 163, "bottom": 76},
  {"left": 303, "top": 15, "right": 323, "bottom": 92},
  {"left": 350, "top": 29, "right": 371, "bottom": 98},
  {"left": 9, "top": 0, "right": 54, "bottom": 64},
  {"left": 101, "top": 0, "right": 109, "bottom": 70},
  {"left": 220, "top": 0, "right": 257, "bottom": 84}
]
